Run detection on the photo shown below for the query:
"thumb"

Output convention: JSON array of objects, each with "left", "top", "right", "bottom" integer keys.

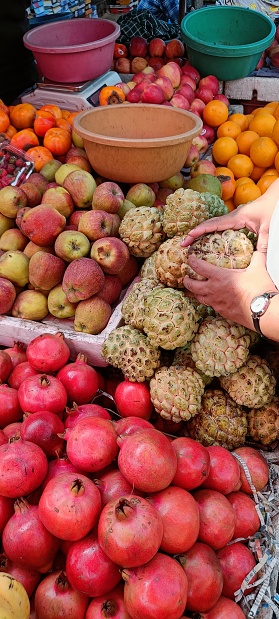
[
  {"left": 249, "top": 250, "right": 267, "bottom": 268},
  {"left": 256, "top": 225, "right": 269, "bottom": 253}
]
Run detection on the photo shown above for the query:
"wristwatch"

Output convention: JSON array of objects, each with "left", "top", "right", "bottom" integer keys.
[{"left": 250, "top": 291, "right": 279, "bottom": 338}]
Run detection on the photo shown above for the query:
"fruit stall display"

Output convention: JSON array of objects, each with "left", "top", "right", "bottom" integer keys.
[{"left": 0, "top": 41, "right": 278, "bottom": 618}]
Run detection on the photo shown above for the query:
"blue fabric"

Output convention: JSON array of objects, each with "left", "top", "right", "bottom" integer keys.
[{"left": 137, "top": 0, "right": 179, "bottom": 24}]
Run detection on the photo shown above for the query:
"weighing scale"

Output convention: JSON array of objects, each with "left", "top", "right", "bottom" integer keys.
[{"left": 21, "top": 70, "right": 121, "bottom": 111}]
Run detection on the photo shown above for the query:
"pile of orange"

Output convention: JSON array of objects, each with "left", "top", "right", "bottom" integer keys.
[{"left": 203, "top": 100, "right": 279, "bottom": 210}]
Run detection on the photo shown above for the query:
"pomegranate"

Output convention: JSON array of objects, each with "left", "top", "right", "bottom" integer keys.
[
  {"left": 122, "top": 552, "right": 188, "bottom": 619},
  {"left": 0, "top": 496, "right": 14, "bottom": 534},
  {"left": 98, "top": 496, "right": 163, "bottom": 567},
  {"left": 34, "top": 570, "right": 89, "bottom": 619},
  {"left": 38, "top": 472, "right": 101, "bottom": 541},
  {"left": 8, "top": 361, "right": 40, "bottom": 389},
  {"left": 178, "top": 542, "right": 223, "bottom": 612},
  {"left": 117, "top": 428, "right": 177, "bottom": 492},
  {"left": 198, "top": 595, "right": 247, "bottom": 618},
  {"left": 26, "top": 332, "right": 70, "bottom": 373},
  {"left": 114, "top": 416, "right": 153, "bottom": 437},
  {"left": 65, "top": 402, "right": 111, "bottom": 429},
  {"left": 41, "top": 456, "right": 83, "bottom": 491},
  {"left": 152, "top": 415, "right": 184, "bottom": 435},
  {"left": 0, "top": 350, "right": 13, "bottom": 382},
  {"left": 18, "top": 373, "right": 68, "bottom": 415},
  {"left": 4, "top": 341, "right": 27, "bottom": 368},
  {"left": 3, "top": 422, "right": 22, "bottom": 438},
  {"left": 2, "top": 498, "right": 60, "bottom": 573},
  {"left": 227, "top": 491, "right": 260, "bottom": 539},
  {"left": 56, "top": 353, "right": 99, "bottom": 405},
  {"left": 147, "top": 486, "right": 200, "bottom": 554},
  {"left": 20, "top": 411, "right": 65, "bottom": 457},
  {"left": 0, "top": 429, "right": 7, "bottom": 446},
  {"left": 85, "top": 583, "right": 132, "bottom": 619},
  {"left": 94, "top": 469, "right": 136, "bottom": 505},
  {"left": 0, "top": 552, "right": 41, "bottom": 597},
  {"left": 0, "top": 436, "right": 48, "bottom": 497},
  {"left": 0, "top": 384, "right": 23, "bottom": 429},
  {"left": 233, "top": 447, "right": 269, "bottom": 494},
  {"left": 216, "top": 542, "right": 257, "bottom": 599},
  {"left": 66, "top": 531, "right": 121, "bottom": 597},
  {"left": 172, "top": 437, "right": 210, "bottom": 490},
  {"left": 193, "top": 489, "right": 236, "bottom": 549},
  {"left": 201, "top": 446, "right": 241, "bottom": 494},
  {"left": 66, "top": 417, "right": 118, "bottom": 473}
]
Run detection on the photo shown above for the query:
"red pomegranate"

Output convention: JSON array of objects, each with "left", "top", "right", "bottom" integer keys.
[
  {"left": 233, "top": 447, "right": 269, "bottom": 494},
  {"left": 171, "top": 436, "right": 210, "bottom": 490},
  {"left": 198, "top": 595, "right": 247, "bottom": 618},
  {"left": 65, "top": 417, "right": 118, "bottom": 473},
  {"left": 216, "top": 542, "right": 257, "bottom": 599},
  {"left": 227, "top": 491, "right": 260, "bottom": 539},
  {"left": 0, "top": 436, "right": 48, "bottom": 498},
  {"left": 85, "top": 583, "right": 132, "bottom": 619},
  {"left": 193, "top": 489, "right": 236, "bottom": 550},
  {"left": 178, "top": 541, "right": 223, "bottom": 612},
  {"left": 18, "top": 373, "right": 68, "bottom": 416},
  {"left": 26, "top": 332, "right": 71, "bottom": 373},
  {"left": 34, "top": 570, "right": 89, "bottom": 619},
  {"left": 56, "top": 353, "right": 99, "bottom": 405},
  {"left": 201, "top": 446, "right": 241, "bottom": 494}
]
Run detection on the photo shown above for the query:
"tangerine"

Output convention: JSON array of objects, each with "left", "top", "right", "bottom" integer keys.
[
  {"left": 261, "top": 167, "right": 279, "bottom": 177},
  {"left": 271, "top": 119, "right": 279, "bottom": 146},
  {"left": 227, "top": 154, "right": 254, "bottom": 179},
  {"left": 248, "top": 113, "right": 276, "bottom": 137},
  {"left": 235, "top": 176, "right": 255, "bottom": 188},
  {"left": 224, "top": 198, "right": 236, "bottom": 212},
  {"left": 228, "top": 113, "right": 249, "bottom": 131},
  {"left": 257, "top": 174, "right": 278, "bottom": 194},
  {"left": 250, "top": 137, "right": 278, "bottom": 168},
  {"left": 236, "top": 130, "right": 259, "bottom": 156},
  {"left": 212, "top": 136, "right": 238, "bottom": 166},
  {"left": 233, "top": 182, "right": 261, "bottom": 206},
  {"left": 217, "top": 121, "right": 241, "bottom": 139},
  {"left": 202, "top": 100, "right": 229, "bottom": 127}
]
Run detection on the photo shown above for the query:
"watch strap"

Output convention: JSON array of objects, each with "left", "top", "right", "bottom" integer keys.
[{"left": 251, "top": 291, "right": 279, "bottom": 338}]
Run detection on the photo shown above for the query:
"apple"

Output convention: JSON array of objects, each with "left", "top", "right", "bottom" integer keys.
[
  {"left": 117, "top": 254, "right": 139, "bottom": 285},
  {"left": 69, "top": 210, "right": 88, "bottom": 228},
  {"left": 190, "top": 159, "right": 217, "bottom": 178},
  {"left": 176, "top": 84, "right": 195, "bottom": 104},
  {"left": 199, "top": 74, "right": 219, "bottom": 96},
  {"left": 54, "top": 230, "right": 90, "bottom": 262},
  {"left": 200, "top": 123, "right": 215, "bottom": 144},
  {"left": 92, "top": 181, "right": 124, "bottom": 214},
  {"left": 131, "top": 72, "right": 148, "bottom": 85},
  {"left": 0, "top": 213, "right": 15, "bottom": 237},
  {"left": 41, "top": 186, "right": 74, "bottom": 219},
  {"left": 126, "top": 183, "right": 156, "bottom": 207},
  {"left": 115, "top": 58, "right": 131, "bottom": 73},
  {"left": 165, "top": 39, "right": 185, "bottom": 59},
  {"left": 141, "top": 83, "right": 165, "bottom": 104},
  {"left": 78, "top": 209, "right": 117, "bottom": 241},
  {"left": 162, "top": 101, "right": 172, "bottom": 107},
  {"left": 63, "top": 169, "right": 97, "bottom": 209},
  {"left": 154, "top": 76, "right": 174, "bottom": 101},
  {"left": 170, "top": 93, "right": 190, "bottom": 110},
  {"left": 171, "top": 57, "right": 184, "bottom": 67},
  {"left": 98, "top": 273, "right": 123, "bottom": 304},
  {"left": 192, "top": 134, "right": 209, "bottom": 154},
  {"left": 20, "top": 182, "right": 42, "bottom": 208},
  {"left": 29, "top": 251, "right": 66, "bottom": 290},
  {"left": 114, "top": 82, "right": 131, "bottom": 95},
  {"left": 0, "top": 185, "right": 28, "bottom": 218},
  {"left": 90, "top": 237, "right": 130, "bottom": 275},
  {"left": 65, "top": 155, "right": 92, "bottom": 174},
  {"left": 72, "top": 129, "right": 84, "bottom": 149},
  {"left": 118, "top": 199, "right": 136, "bottom": 219},
  {"left": 74, "top": 296, "right": 112, "bottom": 335},
  {"left": 159, "top": 172, "right": 185, "bottom": 190},
  {"left": 148, "top": 38, "right": 166, "bottom": 57},
  {"left": 181, "top": 64, "right": 200, "bottom": 83},
  {"left": 158, "top": 62, "right": 182, "bottom": 88},
  {"left": 66, "top": 146, "right": 88, "bottom": 161},
  {"left": 55, "top": 163, "right": 82, "bottom": 186},
  {"left": 214, "top": 93, "right": 230, "bottom": 107},
  {"left": 190, "top": 98, "right": 206, "bottom": 116},
  {"left": 180, "top": 74, "right": 197, "bottom": 90},
  {"left": 110, "top": 213, "right": 121, "bottom": 236},
  {"left": 148, "top": 57, "right": 165, "bottom": 71},
  {"left": 126, "top": 81, "right": 136, "bottom": 90},
  {"left": 20, "top": 204, "right": 66, "bottom": 247},
  {"left": 184, "top": 144, "right": 200, "bottom": 168},
  {"left": 156, "top": 187, "right": 174, "bottom": 204},
  {"left": 0, "top": 250, "right": 30, "bottom": 287},
  {"left": 131, "top": 57, "right": 148, "bottom": 74},
  {"left": 12, "top": 290, "right": 49, "bottom": 321},
  {"left": 129, "top": 36, "right": 148, "bottom": 58},
  {"left": 142, "top": 66, "right": 156, "bottom": 75},
  {"left": 24, "top": 241, "right": 54, "bottom": 258},
  {"left": 40, "top": 160, "right": 63, "bottom": 183},
  {"left": 0, "top": 277, "right": 17, "bottom": 315},
  {"left": 195, "top": 86, "right": 214, "bottom": 104},
  {"left": 126, "top": 88, "right": 142, "bottom": 103},
  {"left": 47, "top": 284, "right": 77, "bottom": 319},
  {"left": 0, "top": 228, "right": 28, "bottom": 252},
  {"left": 62, "top": 257, "right": 105, "bottom": 303}
]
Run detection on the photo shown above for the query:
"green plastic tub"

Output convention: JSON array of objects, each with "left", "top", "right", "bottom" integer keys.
[{"left": 180, "top": 6, "right": 275, "bottom": 81}]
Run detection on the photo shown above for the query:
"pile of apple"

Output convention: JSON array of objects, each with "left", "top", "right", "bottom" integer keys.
[
  {"left": 256, "top": 22, "right": 279, "bottom": 69},
  {"left": 113, "top": 36, "right": 187, "bottom": 75}
]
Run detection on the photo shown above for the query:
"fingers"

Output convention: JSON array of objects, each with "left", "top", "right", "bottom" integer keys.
[{"left": 181, "top": 212, "right": 244, "bottom": 247}]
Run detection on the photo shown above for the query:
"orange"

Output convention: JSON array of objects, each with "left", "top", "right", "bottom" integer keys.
[
  {"left": 257, "top": 174, "right": 278, "bottom": 194},
  {"left": 273, "top": 103, "right": 279, "bottom": 120},
  {"left": 273, "top": 151, "right": 279, "bottom": 173},
  {"left": 228, "top": 113, "right": 249, "bottom": 131},
  {"left": 263, "top": 101, "right": 279, "bottom": 113},
  {"left": 245, "top": 114, "right": 255, "bottom": 127},
  {"left": 250, "top": 137, "right": 278, "bottom": 168},
  {"left": 251, "top": 106, "right": 266, "bottom": 116},
  {"left": 224, "top": 198, "right": 236, "bottom": 212},
  {"left": 227, "top": 154, "right": 254, "bottom": 179},
  {"left": 235, "top": 176, "right": 255, "bottom": 188},
  {"left": 250, "top": 165, "right": 266, "bottom": 182},
  {"left": 216, "top": 121, "right": 241, "bottom": 139},
  {"left": 234, "top": 182, "right": 261, "bottom": 206},
  {"left": 0, "top": 110, "right": 10, "bottom": 133},
  {"left": 272, "top": 119, "right": 279, "bottom": 146},
  {"left": 212, "top": 136, "right": 238, "bottom": 166},
  {"left": 236, "top": 130, "right": 259, "bottom": 156},
  {"left": 202, "top": 100, "right": 229, "bottom": 127},
  {"left": 248, "top": 113, "right": 276, "bottom": 137},
  {"left": 261, "top": 167, "right": 279, "bottom": 177}
]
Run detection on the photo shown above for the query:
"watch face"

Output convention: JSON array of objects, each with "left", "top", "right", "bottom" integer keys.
[{"left": 251, "top": 295, "right": 269, "bottom": 314}]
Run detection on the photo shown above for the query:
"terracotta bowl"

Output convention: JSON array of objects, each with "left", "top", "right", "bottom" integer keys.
[{"left": 73, "top": 104, "right": 203, "bottom": 184}]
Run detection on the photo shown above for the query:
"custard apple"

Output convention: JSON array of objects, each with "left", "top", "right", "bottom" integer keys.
[
  {"left": 154, "top": 236, "right": 189, "bottom": 288},
  {"left": 163, "top": 188, "right": 210, "bottom": 238},
  {"left": 247, "top": 398, "right": 279, "bottom": 445},
  {"left": 220, "top": 354, "right": 277, "bottom": 408},
  {"left": 101, "top": 325, "right": 161, "bottom": 382},
  {"left": 149, "top": 364, "right": 204, "bottom": 422},
  {"left": 140, "top": 252, "right": 160, "bottom": 282},
  {"left": 186, "top": 229, "right": 254, "bottom": 280},
  {"left": 200, "top": 192, "right": 229, "bottom": 218},
  {"left": 119, "top": 206, "right": 166, "bottom": 258},
  {"left": 121, "top": 278, "right": 163, "bottom": 331},
  {"left": 173, "top": 345, "right": 212, "bottom": 386}
]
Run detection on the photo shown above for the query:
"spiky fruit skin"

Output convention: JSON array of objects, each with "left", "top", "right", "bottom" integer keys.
[
  {"left": 173, "top": 345, "right": 212, "bottom": 386},
  {"left": 155, "top": 236, "right": 189, "bottom": 288},
  {"left": 163, "top": 188, "right": 210, "bottom": 238},
  {"left": 101, "top": 325, "right": 161, "bottom": 382},
  {"left": 143, "top": 288, "right": 200, "bottom": 350},
  {"left": 140, "top": 252, "right": 160, "bottom": 282},
  {"left": 186, "top": 230, "right": 254, "bottom": 280},
  {"left": 191, "top": 317, "right": 251, "bottom": 377},
  {"left": 149, "top": 365, "right": 204, "bottom": 422},
  {"left": 200, "top": 192, "right": 229, "bottom": 218},
  {"left": 247, "top": 398, "right": 279, "bottom": 445},
  {"left": 220, "top": 355, "right": 276, "bottom": 408},
  {"left": 119, "top": 206, "right": 166, "bottom": 258},
  {"left": 121, "top": 278, "right": 163, "bottom": 331},
  {"left": 187, "top": 388, "right": 248, "bottom": 450}
]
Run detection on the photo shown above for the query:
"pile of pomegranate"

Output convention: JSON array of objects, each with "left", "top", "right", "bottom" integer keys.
[{"left": 0, "top": 332, "right": 270, "bottom": 619}]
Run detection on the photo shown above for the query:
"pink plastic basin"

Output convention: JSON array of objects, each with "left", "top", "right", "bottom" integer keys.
[{"left": 23, "top": 18, "right": 120, "bottom": 83}]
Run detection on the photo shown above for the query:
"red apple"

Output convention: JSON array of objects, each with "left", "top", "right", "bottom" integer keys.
[
  {"left": 156, "top": 187, "right": 174, "bottom": 203},
  {"left": 78, "top": 209, "right": 117, "bottom": 241},
  {"left": 148, "top": 57, "right": 165, "bottom": 71},
  {"left": 176, "top": 84, "right": 195, "bottom": 104},
  {"left": 92, "top": 181, "right": 124, "bottom": 214},
  {"left": 255, "top": 52, "right": 265, "bottom": 70},
  {"left": 142, "top": 66, "right": 156, "bottom": 75},
  {"left": 180, "top": 74, "right": 197, "bottom": 90},
  {"left": 148, "top": 38, "right": 166, "bottom": 57},
  {"left": 129, "top": 36, "right": 148, "bottom": 58},
  {"left": 118, "top": 254, "right": 139, "bottom": 286},
  {"left": 154, "top": 76, "right": 174, "bottom": 101},
  {"left": 165, "top": 39, "right": 185, "bottom": 59},
  {"left": 157, "top": 61, "right": 182, "bottom": 88},
  {"left": 115, "top": 58, "right": 131, "bottom": 74},
  {"left": 181, "top": 64, "right": 200, "bottom": 83},
  {"left": 200, "top": 123, "right": 215, "bottom": 144},
  {"left": 190, "top": 159, "right": 217, "bottom": 178},
  {"left": 190, "top": 98, "right": 206, "bottom": 116},
  {"left": 192, "top": 134, "right": 209, "bottom": 154},
  {"left": 115, "top": 82, "right": 131, "bottom": 96},
  {"left": 131, "top": 57, "right": 148, "bottom": 74},
  {"left": 214, "top": 93, "right": 230, "bottom": 107},
  {"left": 171, "top": 57, "right": 184, "bottom": 67},
  {"left": 65, "top": 156, "right": 92, "bottom": 173},
  {"left": 170, "top": 93, "right": 190, "bottom": 110},
  {"left": 141, "top": 84, "right": 165, "bottom": 104},
  {"left": 90, "top": 237, "right": 130, "bottom": 275},
  {"left": 98, "top": 274, "right": 123, "bottom": 305},
  {"left": 126, "top": 89, "right": 142, "bottom": 103},
  {"left": 162, "top": 101, "right": 172, "bottom": 107},
  {"left": 184, "top": 144, "right": 200, "bottom": 168},
  {"left": 0, "top": 277, "right": 17, "bottom": 315},
  {"left": 65, "top": 146, "right": 88, "bottom": 161},
  {"left": 69, "top": 210, "right": 88, "bottom": 227},
  {"left": 195, "top": 86, "right": 214, "bottom": 104},
  {"left": 147, "top": 182, "right": 159, "bottom": 195},
  {"left": 199, "top": 74, "right": 220, "bottom": 96},
  {"left": 41, "top": 186, "right": 74, "bottom": 219}
]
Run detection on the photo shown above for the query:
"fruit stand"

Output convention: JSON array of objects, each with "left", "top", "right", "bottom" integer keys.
[{"left": 0, "top": 6, "right": 279, "bottom": 619}]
